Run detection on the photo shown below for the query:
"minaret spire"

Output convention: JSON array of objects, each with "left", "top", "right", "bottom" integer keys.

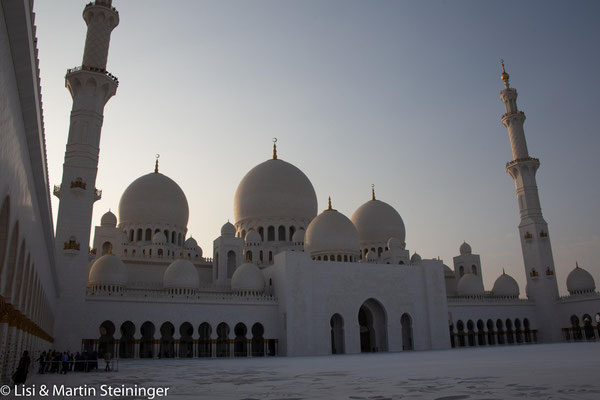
[
  {"left": 371, "top": 184, "right": 376, "bottom": 201},
  {"left": 500, "top": 64, "right": 560, "bottom": 343},
  {"left": 272, "top": 137, "right": 278, "bottom": 160},
  {"left": 154, "top": 154, "right": 160, "bottom": 173}
]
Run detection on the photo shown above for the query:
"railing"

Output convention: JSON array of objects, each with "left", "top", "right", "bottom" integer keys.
[
  {"left": 85, "top": 1, "right": 119, "bottom": 15},
  {"left": 506, "top": 157, "right": 540, "bottom": 168},
  {"left": 501, "top": 110, "right": 525, "bottom": 119},
  {"left": 66, "top": 65, "right": 119, "bottom": 86}
]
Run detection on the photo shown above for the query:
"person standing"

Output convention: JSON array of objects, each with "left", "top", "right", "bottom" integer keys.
[
  {"left": 37, "top": 351, "right": 46, "bottom": 374},
  {"left": 12, "top": 351, "right": 31, "bottom": 384},
  {"left": 104, "top": 352, "right": 112, "bottom": 372},
  {"left": 61, "top": 352, "right": 69, "bottom": 375}
]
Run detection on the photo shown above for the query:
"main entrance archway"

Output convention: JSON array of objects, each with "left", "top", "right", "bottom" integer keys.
[{"left": 358, "top": 298, "right": 388, "bottom": 353}]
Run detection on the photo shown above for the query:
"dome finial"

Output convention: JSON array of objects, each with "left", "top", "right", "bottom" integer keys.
[
  {"left": 576, "top": 261, "right": 579, "bottom": 268},
  {"left": 500, "top": 59, "right": 510, "bottom": 88},
  {"left": 503, "top": 267, "right": 506, "bottom": 275},
  {"left": 328, "top": 196, "right": 332, "bottom": 210},
  {"left": 272, "top": 137, "right": 278, "bottom": 160},
  {"left": 154, "top": 153, "right": 160, "bottom": 173},
  {"left": 371, "top": 184, "right": 376, "bottom": 201}
]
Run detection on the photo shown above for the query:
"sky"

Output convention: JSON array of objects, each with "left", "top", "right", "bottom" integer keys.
[{"left": 33, "top": 0, "right": 600, "bottom": 295}]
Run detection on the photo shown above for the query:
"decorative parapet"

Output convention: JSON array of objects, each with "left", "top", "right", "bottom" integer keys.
[
  {"left": 64, "top": 238, "right": 81, "bottom": 251},
  {"left": 506, "top": 157, "right": 540, "bottom": 169},
  {"left": 94, "top": 188, "right": 102, "bottom": 201},
  {"left": 53, "top": 185, "right": 61, "bottom": 198},
  {"left": 70, "top": 178, "right": 87, "bottom": 190},
  {"left": 558, "top": 291, "right": 600, "bottom": 301},
  {"left": 66, "top": 65, "right": 119, "bottom": 86},
  {"left": 86, "top": 286, "right": 279, "bottom": 304},
  {"left": 85, "top": 1, "right": 119, "bottom": 15},
  {"left": 501, "top": 110, "right": 525, "bottom": 119},
  {"left": 447, "top": 296, "right": 533, "bottom": 305}
]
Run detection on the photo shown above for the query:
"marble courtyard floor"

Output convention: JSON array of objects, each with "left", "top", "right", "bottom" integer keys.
[{"left": 21, "top": 342, "right": 600, "bottom": 399}]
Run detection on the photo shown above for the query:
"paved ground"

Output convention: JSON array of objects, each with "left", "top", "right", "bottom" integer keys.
[{"left": 13, "top": 342, "right": 600, "bottom": 399}]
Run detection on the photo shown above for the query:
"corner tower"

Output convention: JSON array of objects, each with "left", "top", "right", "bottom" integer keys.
[
  {"left": 500, "top": 62, "right": 560, "bottom": 342},
  {"left": 53, "top": 1, "right": 119, "bottom": 349}
]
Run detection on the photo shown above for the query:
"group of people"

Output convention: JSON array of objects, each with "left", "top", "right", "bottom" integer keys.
[{"left": 12, "top": 349, "right": 115, "bottom": 385}]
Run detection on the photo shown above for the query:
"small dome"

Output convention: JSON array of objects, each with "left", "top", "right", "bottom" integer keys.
[
  {"left": 231, "top": 263, "right": 265, "bottom": 293},
  {"left": 366, "top": 250, "right": 377, "bottom": 262},
  {"left": 292, "top": 229, "right": 305, "bottom": 243},
  {"left": 118, "top": 171, "right": 189, "bottom": 230},
  {"left": 234, "top": 158, "right": 317, "bottom": 225},
  {"left": 567, "top": 264, "right": 596, "bottom": 295},
  {"left": 245, "top": 230, "right": 262, "bottom": 244},
  {"left": 184, "top": 237, "right": 198, "bottom": 249},
  {"left": 88, "top": 254, "right": 127, "bottom": 286},
  {"left": 101, "top": 210, "right": 117, "bottom": 227},
  {"left": 221, "top": 221, "right": 236, "bottom": 237},
  {"left": 304, "top": 205, "right": 360, "bottom": 257},
  {"left": 492, "top": 271, "right": 520, "bottom": 298},
  {"left": 351, "top": 198, "right": 406, "bottom": 248},
  {"left": 163, "top": 259, "right": 199, "bottom": 289},
  {"left": 410, "top": 252, "right": 422, "bottom": 264},
  {"left": 152, "top": 231, "right": 167, "bottom": 244},
  {"left": 457, "top": 273, "right": 484, "bottom": 297},
  {"left": 387, "top": 237, "right": 403, "bottom": 250},
  {"left": 459, "top": 241, "right": 472, "bottom": 255}
]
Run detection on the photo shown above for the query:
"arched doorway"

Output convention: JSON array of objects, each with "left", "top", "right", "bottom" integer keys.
[
  {"left": 198, "top": 323, "right": 212, "bottom": 357},
  {"left": 401, "top": 313, "right": 413, "bottom": 350},
  {"left": 456, "top": 320, "right": 465, "bottom": 347},
  {"left": 358, "top": 298, "right": 388, "bottom": 353},
  {"left": 583, "top": 314, "right": 595, "bottom": 340},
  {"left": 140, "top": 322, "right": 155, "bottom": 358},
  {"left": 217, "top": 323, "right": 230, "bottom": 357},
  {"left": 330, "top": 314, "right": 345, "bottom": 354},
  {"left": 251, "top": 323, "right": 265, "bottom": 356},
  {"left": 234, "top": 323, "right": 248, "bottom": 357},
  {"left": 179, "top": 322, "right": 194, "bottom": 358},
  {"left": 160, "top": 322, "right": 175, "bottom": 358},
  {"left": 98, "top": 320, "right": 116, "bottom": 356},
  {"left": 496, "top": 320, "right": 505, "bottom": 344},
  {"left": 119, "top": 321, "right": 135, "bottom": 358},
  {"left": 467, "top": 320, "right": 475, "bottom": 346},
  {"left": 487, "top": 319, "right": 495, "bottom": 345}
]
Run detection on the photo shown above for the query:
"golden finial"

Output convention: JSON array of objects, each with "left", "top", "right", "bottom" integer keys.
[
  {"left": 154, "top": 154, "right": 160, "bottom": 173},
  {"left": 371, "top": 184, "right": 376, "bottom": 201},
  {"left": 576, "top": 261, "right": 579, "bottom": 268},
  {"left": 503, "top": 268, "right": 506, "bottom": 275},
  {"left": 272, "top": 138, "right": 278, "bottom": 160},
  {"left": 500, "top": 59, "right": 510, "bottom": 88},
  {"left": 328, "top": 196, "right": 332, "bottom": 210}
]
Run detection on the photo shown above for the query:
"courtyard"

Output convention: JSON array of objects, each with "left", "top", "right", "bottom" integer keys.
[{"left": 19, "top": 342, "right": 600, "bottom": 399}]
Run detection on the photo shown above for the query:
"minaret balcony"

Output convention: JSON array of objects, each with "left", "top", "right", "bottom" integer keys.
[
  {"left": 94, "top": 188, "right": 102, "bottom": 202},
  {"left": 53, "top": 185, "right": 61, "bottom": 198},
  {"left": 66, "top": 65, "right": 119, "bottom": 87},
  {"left": 84, "top": 1, "right": 119, "bottom": 15},
  {"left": 505, "top": 157, "right": 540, "bottom": 169}
]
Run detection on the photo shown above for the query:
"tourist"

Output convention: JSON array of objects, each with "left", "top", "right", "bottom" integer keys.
[
  {"left": 12, "top": 351, "right": 31, "bottom": 384},
  {"left": 37, "top": 351, "right": 46, "bottom": 374},
  {"left": 104, "top": 352, "right": 112, "bottom": 372},
  {"left": 61, "top": 352, "right": 69, "bottom": 374}
]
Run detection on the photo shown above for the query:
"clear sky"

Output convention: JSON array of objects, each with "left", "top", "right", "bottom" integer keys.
[{"left": 34, "top": 0, "right": 600, "bottom": 295}]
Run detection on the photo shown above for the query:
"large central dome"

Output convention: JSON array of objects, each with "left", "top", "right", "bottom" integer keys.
[
  {"left": 118, "top": 171, "right": 189, "bottom": 229},
  {"left": 234, "top": 158, "right": 317, "bottom": 224}
]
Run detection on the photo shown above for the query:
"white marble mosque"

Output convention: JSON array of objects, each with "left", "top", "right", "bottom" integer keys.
[{"left": 1, "top": 0, "right": 599, "bottom": 380}]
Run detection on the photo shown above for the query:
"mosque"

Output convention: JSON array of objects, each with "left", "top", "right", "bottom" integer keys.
[{"left": 1, "top": 0, "right": 599, "bottom": 378}]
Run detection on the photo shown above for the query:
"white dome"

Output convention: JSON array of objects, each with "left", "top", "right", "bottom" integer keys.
[
  {"left": 459, "top": 241, "right": 472, "bottom": 255},
  {"left": 304, "top": 206, "right": 360, "bottom": 257},
  {"left": 292, "top": 229, "right": 305, "bottom": 243},
  {"left": 245, "top": 230, "right": 262, "bottom": 244},
  {"left": 163, "top": 259, "right": 199, "bottom": 289},
  {"left": 231, "top": 263, "right": 265, "bottom": 293},
  {"left": 101, "top": 210, "right": 117, "bottom": 227},
  {"left": 410, "top": 253, "right": 422, "bottom": 264},
  {"left": 184, "top": 237, "right": 198, "bottom": 249},
  {"left": 118, "top": 172, "right": 189, "bottom": 229},
  {"left": 88, "top": 254, "right": 127, "bottom": 286},
  {"left": 233, "top": 158, "right": 317, "bottom": 224},
  {"left": 152, "top": 231, "right": 167, "bottom": 244},
  {"left": 457, "top": 273, "right": 484, "bottom": 297},
  {"left": 221, "top": 221, "right": 236, "bottom": 237},
  {"left": 492, "top": 271, "right": 520, "bottom": 298},
  {"left": 351, "top": 199, "right": 406, "bottom": 247},
  {"left": 567, "top": 264, "right": 596, "bottom": 295}
]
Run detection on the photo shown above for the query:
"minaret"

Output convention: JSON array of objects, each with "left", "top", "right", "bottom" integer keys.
[
  {"left": 500, "top": 61, "right": 560, "bottom": 342},
  {"left": 53, "top": 0, "right": 119, "bottom": 349}
]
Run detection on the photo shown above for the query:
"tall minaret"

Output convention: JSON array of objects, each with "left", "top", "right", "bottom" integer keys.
[
  {"left": 53, "top": 1, "right": 119, "bottom": 350},
  {"left": 500, "top": 61, "right": 560, "bottom": 342}
]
